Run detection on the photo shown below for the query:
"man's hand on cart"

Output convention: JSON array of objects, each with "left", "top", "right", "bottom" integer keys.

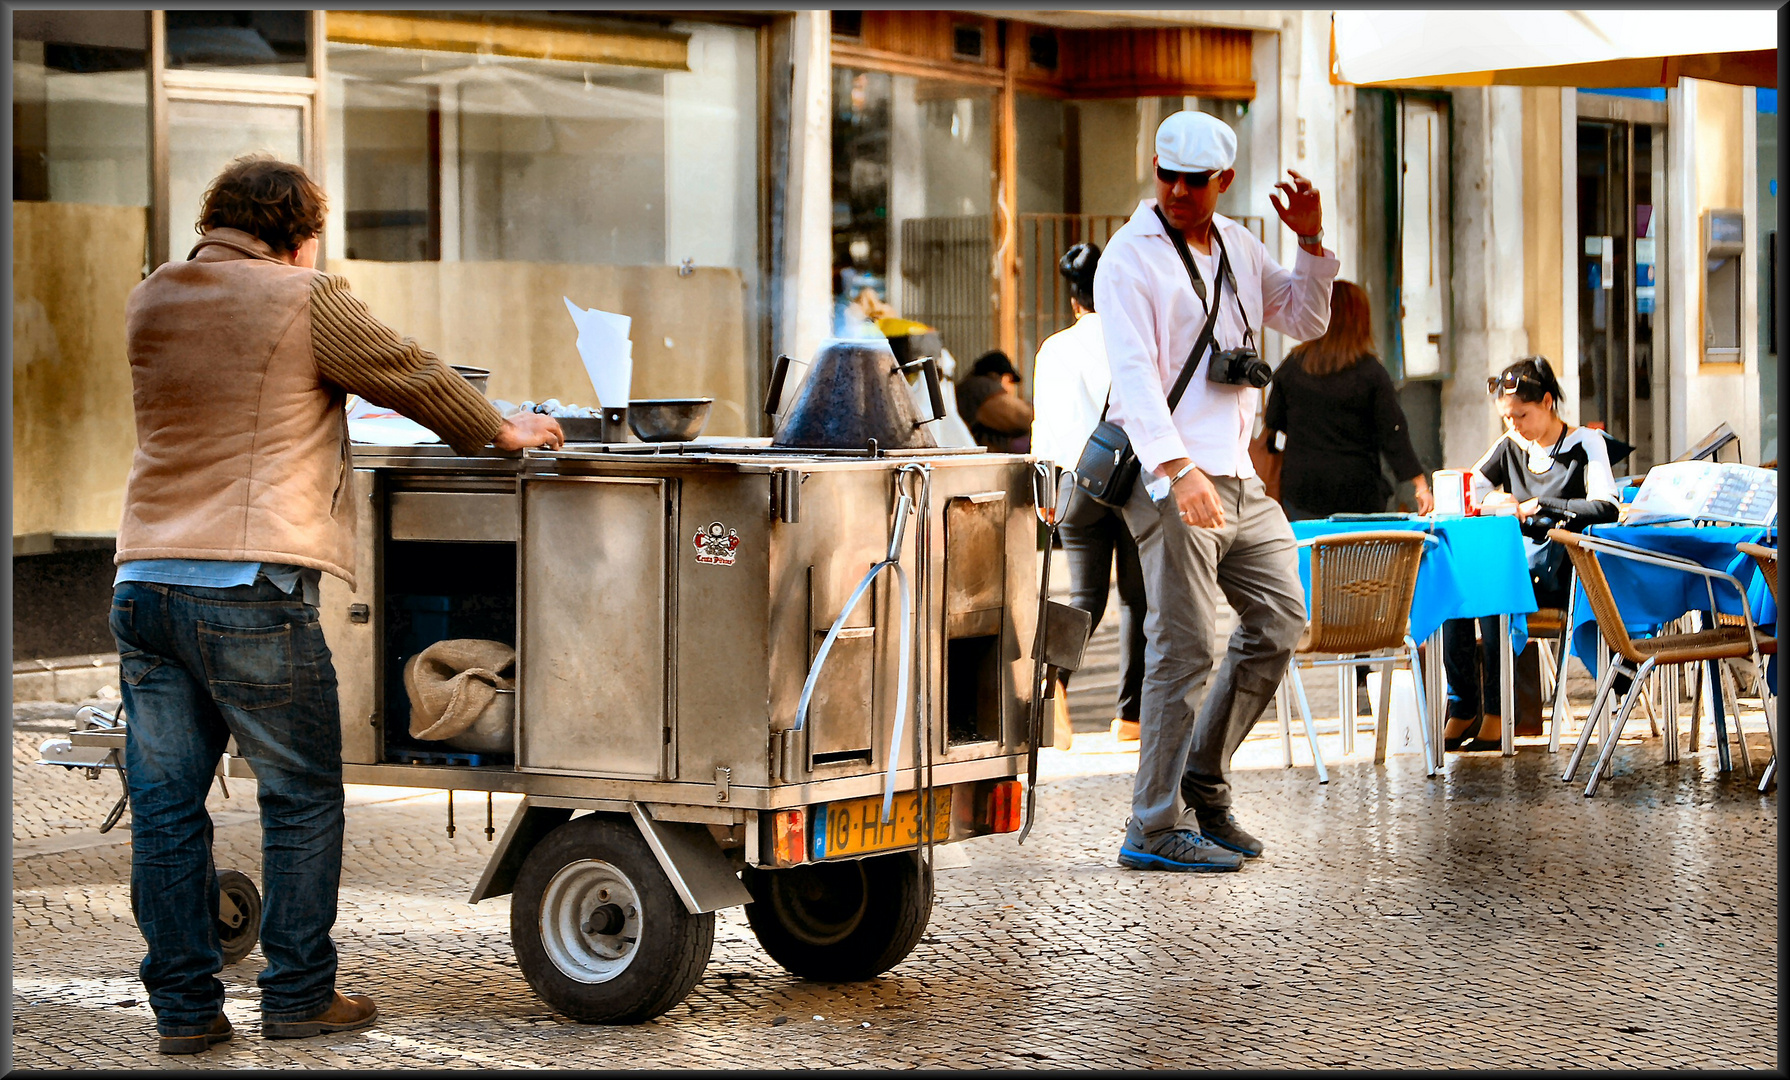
[{"left": 495, "top": 412, "right": 565, "bottom": 451}]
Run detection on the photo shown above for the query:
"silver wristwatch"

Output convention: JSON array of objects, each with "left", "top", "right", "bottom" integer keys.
[{"left": 1297, "top": 228, "right": 1325, "bottom": 248}]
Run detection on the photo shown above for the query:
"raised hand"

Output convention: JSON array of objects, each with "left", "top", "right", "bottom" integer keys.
[{"left": 1269, "top": 169, "right": 1323, "bottom": 238}]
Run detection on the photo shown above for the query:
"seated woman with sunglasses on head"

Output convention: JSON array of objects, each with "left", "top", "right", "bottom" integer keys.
[{"left": 1443, "top": 356, "right": 1620, "bottom": 751}]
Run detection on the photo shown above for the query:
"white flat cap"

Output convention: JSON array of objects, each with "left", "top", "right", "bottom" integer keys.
[{"left": 1155, "top": 110, "right": 1236, "bottom": 173}]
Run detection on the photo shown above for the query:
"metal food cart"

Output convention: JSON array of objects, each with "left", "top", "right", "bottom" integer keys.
[{"left": 42, "top": 437, "right": 1063, "bottom": 1023}]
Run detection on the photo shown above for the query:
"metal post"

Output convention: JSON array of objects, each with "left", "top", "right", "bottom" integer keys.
[
  {"left": 1425, "top": 628, "right": 1446, "bottom": 772},
  {"left": 1499, "top": 614, "right": 1516, "bottom": 756}
]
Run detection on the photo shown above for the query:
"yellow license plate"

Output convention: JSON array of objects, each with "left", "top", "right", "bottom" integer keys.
[{"left": 812, "top": 789, "right": 951, "bottom": 859}]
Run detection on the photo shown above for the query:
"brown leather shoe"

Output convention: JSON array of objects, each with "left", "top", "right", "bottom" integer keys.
[
  {"left": 159, "top": 1011, "right": 233, "bottom": 1055},
  {"left": 1111, "top": 718, "right": 1141, "bottom": 744},
  {"left": 263, "top": 992, "right": 377, "bottom": 1039}
]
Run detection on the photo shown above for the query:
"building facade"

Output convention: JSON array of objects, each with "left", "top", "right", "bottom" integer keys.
[{"left": 10, "top": 10, "right": 1776, "bottom": 653}]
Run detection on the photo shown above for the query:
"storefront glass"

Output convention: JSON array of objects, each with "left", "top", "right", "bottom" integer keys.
[
  {"left": 167, "top": 100, "right": 305, "bottom": 255},
  {"left": 163, "top": 11, "right": 308, "bottom": 77},
  {"left": 1758, "top": 88, "right": 1778, "bottom": 465},
  {"left": 325, "top": 19, "right": 758, "bottom": 273},
  {"left": 12, "top": 10, "right": 149, "bottom": 207},
  {"left": 321, "top": 14, "right": 764, "bottom": 432},
  {"left": 832, "top": 67, "right": 996, "bottom": 363}
]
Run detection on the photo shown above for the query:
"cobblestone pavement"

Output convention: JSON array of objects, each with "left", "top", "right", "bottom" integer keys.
[{"left": 11, "top": 682, "right": 1777, "bottom": 1070}]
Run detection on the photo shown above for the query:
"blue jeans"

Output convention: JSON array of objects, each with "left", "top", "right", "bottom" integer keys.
[{"left": 111, "top": 578, "right": 345, "bottom": 1035}]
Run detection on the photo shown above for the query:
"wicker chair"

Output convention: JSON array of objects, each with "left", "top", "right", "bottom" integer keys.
[
  {"left": 1551, "top": 529, "right": 1777, "bottom": 796},
  {"left": 1280, "top": 531, "right": 1435, "bottom": 781}
]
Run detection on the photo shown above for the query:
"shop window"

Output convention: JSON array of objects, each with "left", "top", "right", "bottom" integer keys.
[
  {"left": 952, "top": 26, "right": 984, "bottom": 62},
  {"left": 832, "top": 67, "right": 996, "bottom": 363},
  {"left": 1027, "top": 32, "right": 1058, "bottom": 72},
  {"left": 12, "top": 10, "right": 148, "bottom": 206},
  {"left": 164, "top": 11, "right": 307, "bottom": 76},
  {"left": 832, "top": 12, "right": 863, "bottom": 40},
  {"left": 321, "top": 13, "right": 763, "bottom": 434},
  {"left": 325, "top": 16, "right": 757, "bottom": 273}
]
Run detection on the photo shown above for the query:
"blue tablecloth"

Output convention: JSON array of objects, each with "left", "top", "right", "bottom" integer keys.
[
  {"left": 1568, "top": 524, "right": 1777, "bottom": 687},
  {"left": 1290, "top": 515, "right": 1538, "bottom": 648}
]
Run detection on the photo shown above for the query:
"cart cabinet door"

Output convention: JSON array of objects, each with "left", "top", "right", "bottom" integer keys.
[{"left": 519, "top": 477, "right": 672, "bottom": 779}]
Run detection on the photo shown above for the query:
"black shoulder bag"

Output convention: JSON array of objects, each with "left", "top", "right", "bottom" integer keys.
[{"left": 1059, "top": 211, "right": 1232, "bottom": 526}]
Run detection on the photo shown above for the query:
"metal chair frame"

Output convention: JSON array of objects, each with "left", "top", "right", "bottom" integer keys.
[
  {"left": 1553, "top": 531, "right": 1777, "bottom": 796},
  {"left": 1736, "top": 541, "right": 1778, "bottom": 790},
  {"left": 1279, "top": 532, "right": 1436, "bottom": 781}
]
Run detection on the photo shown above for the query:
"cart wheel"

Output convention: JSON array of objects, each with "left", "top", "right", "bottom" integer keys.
[
  {"left": 510, "top": 815, "right": 714, "bottom": 1024},
  {"left": 743, "top": 851, "right": 932, "bottom": 982},
  {"left": 216, "top": 869, "right": 261, "bottom": 965}
]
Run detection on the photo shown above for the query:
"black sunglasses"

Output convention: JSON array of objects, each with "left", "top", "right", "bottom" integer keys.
[
  {"left": 1154, "top": 165, "right": 1215, "bottom": 189},
  {"left": 1486, "top": 371, "right": 1541, "bottom": 396}
]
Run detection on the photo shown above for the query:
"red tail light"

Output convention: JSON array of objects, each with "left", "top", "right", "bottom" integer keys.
[
  {"left": 988, "top": 780, "right": 1022, "bottom": 834},
  {"left": 771, "top": 808, "right": 808, "bottom": 865}
]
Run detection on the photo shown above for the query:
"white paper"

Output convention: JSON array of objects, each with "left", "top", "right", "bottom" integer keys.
[
  {"left": 349, "top": 415, "right": 440, "bottom": 445},
  {"left": 563, "top": 296, "right": 634, "bottom": 408},
  {"left": 344, "top": 395, "right": 441, "bottom": 445}
]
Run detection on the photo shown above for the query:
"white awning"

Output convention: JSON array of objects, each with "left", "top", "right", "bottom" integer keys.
[{"left": 1330, "top": 10, "right": 1777, "bottom": 88}]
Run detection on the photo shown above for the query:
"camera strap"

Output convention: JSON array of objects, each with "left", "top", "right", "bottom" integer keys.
[
  {"left": 1156, "top": 207, "right": 1255, "bottom": 353},
  {"left": 1089, "top": 244, "right": 1226, "bottom": 427}
]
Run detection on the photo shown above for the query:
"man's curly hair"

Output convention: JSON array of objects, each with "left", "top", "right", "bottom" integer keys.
[{"left": 196, "top": 154, "right": 326, "bottom": 255}]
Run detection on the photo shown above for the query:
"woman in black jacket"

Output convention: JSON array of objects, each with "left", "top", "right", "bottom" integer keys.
[{"left": 1264, "top": 279, "right": 1433, "bottom": 519}]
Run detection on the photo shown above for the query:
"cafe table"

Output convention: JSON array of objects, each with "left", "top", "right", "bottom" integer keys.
[
  {"left": 1568, "top": 523, "right": 1777, "bottom": 772},
  {"left": 1290, "top": 514, "right": 1538, "bottom": 767}
]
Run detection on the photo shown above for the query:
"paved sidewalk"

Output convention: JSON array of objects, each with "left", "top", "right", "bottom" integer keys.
[{"left": 11, "top": 690, "right": 1777, "bottom": 1070}]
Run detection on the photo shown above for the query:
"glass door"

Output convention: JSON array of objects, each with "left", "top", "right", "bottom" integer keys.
[{"left": 1576, "top": 118, "right": 1667, "bottom": 472}]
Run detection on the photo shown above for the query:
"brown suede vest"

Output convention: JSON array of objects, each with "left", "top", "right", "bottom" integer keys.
[{"left": 116, "top": 229, "right": 357, "bottom": 587}]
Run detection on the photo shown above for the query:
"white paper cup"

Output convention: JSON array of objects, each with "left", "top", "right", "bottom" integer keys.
[{"left": 1432, "top": 470, "right": 1467, "bottom": 516}]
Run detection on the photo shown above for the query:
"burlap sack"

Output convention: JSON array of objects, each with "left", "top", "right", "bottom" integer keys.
[{"left": 404, "top": 638, "right": 517, "bottom": 741}]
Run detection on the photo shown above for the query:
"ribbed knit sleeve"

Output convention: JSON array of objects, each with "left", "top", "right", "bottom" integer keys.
[{"left": 310, "top": 274, "right": 504, "bottom": 455}]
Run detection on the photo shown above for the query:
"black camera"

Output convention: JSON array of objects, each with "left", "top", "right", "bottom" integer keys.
[{"left": 1206, "top": 346, "right": 1273, "bottom": 388}]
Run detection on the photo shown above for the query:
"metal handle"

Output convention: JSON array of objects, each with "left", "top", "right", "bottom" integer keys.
[
  {"left": 1031, "top": 460, "right": 1059, "bottom": 527},
  {"left": 912, "top": 356, "right": 946, "bottom": 427},
  {"left": 763, "top": 353, "right": 794, "bottom": 417},
  {"left": 886, "top": 492, "right": 913, "bottom": 564}
]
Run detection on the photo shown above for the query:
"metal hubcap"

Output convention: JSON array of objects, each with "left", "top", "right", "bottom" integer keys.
[{"left": 540, "top": 859, "right": 641, "bottom": 984}]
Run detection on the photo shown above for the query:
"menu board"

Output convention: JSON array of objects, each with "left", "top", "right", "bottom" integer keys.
[{"left": 1626, "top": 461, "right": 1778, "bottom": 526}]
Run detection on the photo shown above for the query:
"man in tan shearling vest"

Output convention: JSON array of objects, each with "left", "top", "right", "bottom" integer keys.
[{"left": 113, "top": 155, "right": 561, "bottom": 1055}]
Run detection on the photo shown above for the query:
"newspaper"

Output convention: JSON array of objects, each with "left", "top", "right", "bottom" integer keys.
[{"left": 1625, "top": 461, "right": 1777, "bottom": 526}]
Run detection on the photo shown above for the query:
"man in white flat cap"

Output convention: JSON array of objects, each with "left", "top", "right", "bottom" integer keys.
[{"left": 1095, "top": 109, "right": 1337, "bottom": 872}]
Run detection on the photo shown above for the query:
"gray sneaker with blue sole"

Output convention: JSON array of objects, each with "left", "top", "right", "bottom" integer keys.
[{"left": 1117, "top": 828, "right": 1246, "bottom": 872}]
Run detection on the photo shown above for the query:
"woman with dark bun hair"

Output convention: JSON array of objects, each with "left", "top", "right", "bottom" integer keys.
[{"left": 1444, "top": 355, "right": 1621, "bottom": 751}]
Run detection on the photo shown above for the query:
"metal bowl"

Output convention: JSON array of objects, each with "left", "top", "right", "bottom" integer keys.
[
  {"left": 450, "top": 365, "right": 491, "bottom": 396},
  {"left": 627, "top": 398, "right": 713, "bottom": 442}
]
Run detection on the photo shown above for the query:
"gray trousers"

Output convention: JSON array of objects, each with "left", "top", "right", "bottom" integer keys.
[{"left": 1119, "top": 473, "right": 1305, "bottom": 844}]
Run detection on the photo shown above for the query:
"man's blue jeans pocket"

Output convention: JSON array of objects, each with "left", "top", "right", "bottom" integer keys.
[{"left": 198, "top": 621, "right": 295, "bottom": 710}]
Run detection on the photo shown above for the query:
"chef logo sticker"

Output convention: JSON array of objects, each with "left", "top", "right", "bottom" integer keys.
[{"left": 693, "top": 521, "right": 741, "bottom": 566}]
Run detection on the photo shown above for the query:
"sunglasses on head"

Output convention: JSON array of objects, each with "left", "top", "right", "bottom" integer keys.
[
  {"left": 1154, "top": 165, "right": 1215, "bottom": 189},
  {"left": 1486, "top": 371, "right": 1541, "bottom": 396}
]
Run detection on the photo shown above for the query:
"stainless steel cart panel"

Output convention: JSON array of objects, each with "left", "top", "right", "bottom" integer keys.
[{"left": 519, "top": 476, "right": 673, "bottom": 779}]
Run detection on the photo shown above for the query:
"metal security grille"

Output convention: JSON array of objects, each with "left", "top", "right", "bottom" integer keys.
[
  {"left": 899, "top": 216, "right": 995, "bottom": 368},
  {"left": 1017, "top": 213, "right": 1127, "bottom": 380}
]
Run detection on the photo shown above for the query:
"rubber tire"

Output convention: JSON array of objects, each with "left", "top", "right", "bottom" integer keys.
[
  {"left": 742, "top": 851, "right": 932, "bottom": 982},
  {"left": 216, "top": 869, "right": 261, "bottom": 966},
  {"left": 510, "top": 814, "right": 714, "bottom": 1024}
]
